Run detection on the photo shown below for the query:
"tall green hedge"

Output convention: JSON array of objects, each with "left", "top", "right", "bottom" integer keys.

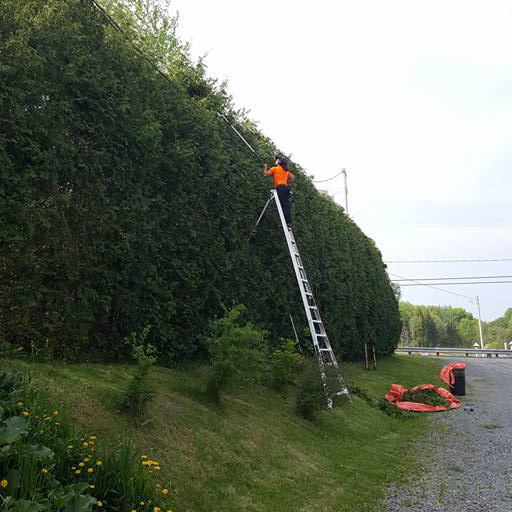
[{"left": 0, "top": 0, "right": 400, "bottom": 362}]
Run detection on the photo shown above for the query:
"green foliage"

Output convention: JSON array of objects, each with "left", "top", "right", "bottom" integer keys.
[
  {"left": 0, "top": 371, "right": 171, "bottom": 511},
  {"left": 118, "top": 326, "right": 157, "bottom": 419},
  {"left": 206, "top": 306, "right": 267, "bottom": 402},
  {"left": 348, "top": 385, "right": 377, "bottom": 407},
  {"left": 402, "top": 389, "right": 448, "bottom": 407},
  {"left": 0, "top": 0, "right": 400, "bottom": 363},
  {"left": 268, "top": 339, "right": 302, "bottom": 391},
  {"left": 295, "top": 359, "right": 326, "bottom": 421},
  {"left": 484, "top": 308, "right": 512, "bottom": 348},
  {"left": 377, "top": 398, "right": 412, "bottom": 419},
  {"left": 400, "top": 303, "right": 512, "bottom": 349},
  {"left": 400, "top": 302, "right": 478, "bottom": 348}
]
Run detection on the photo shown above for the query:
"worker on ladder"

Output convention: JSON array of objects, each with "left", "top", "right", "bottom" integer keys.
[{"left": 264, "top": 156, "right": 295, "bottom": 227}]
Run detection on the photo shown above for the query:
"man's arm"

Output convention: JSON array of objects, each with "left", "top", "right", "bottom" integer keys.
[
  {"left": 263, "top": 164, "right": 273, "bottom": 177},
  {"left": 287, "top": 172, "right": 296, "bottom": 183}
]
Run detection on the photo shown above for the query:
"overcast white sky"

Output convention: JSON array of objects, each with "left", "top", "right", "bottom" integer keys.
[{"left": 169, "top": 0, "right": 512, "bottom": 321}]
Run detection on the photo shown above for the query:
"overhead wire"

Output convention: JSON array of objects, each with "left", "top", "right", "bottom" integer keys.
[
  {"left": 392, "top": 275, "right": 512, "bottom": 282},
  {"left": 87, "top": 0, "right": 268, "bottom": 172},
  {"left": 312, "top": 170, "right": 344, "bottom": 183},
  {"left": 385, "top": 258, "right": 512, "bottom": 263},
  {"left": 89, "top": 0, "right": 351, "bottom": 187},
  {"left": 88, "top": 0, "right": 173, "bottom": 84},
  {"left": 398, "top": 280, "right": 512, "bottom": 286},
  {"left": 388, "top": 272, "right": 473, "bottom": 300}
]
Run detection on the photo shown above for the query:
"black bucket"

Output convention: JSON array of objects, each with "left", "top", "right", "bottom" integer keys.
[{"left": 452, "top": 368, "right": 466, "bottom": 396}]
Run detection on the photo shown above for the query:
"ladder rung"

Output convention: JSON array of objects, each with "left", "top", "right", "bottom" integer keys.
[
  {"left": 319, "top": 348, "right": 332, "bottom": 352},
  {"left": 312, "top": 320, "right": 322, "bottom": 324}
]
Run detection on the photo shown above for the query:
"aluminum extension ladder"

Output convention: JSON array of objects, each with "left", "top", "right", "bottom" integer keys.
[{"left": 271, "top": 189, "right": 350, "bottom": 404}]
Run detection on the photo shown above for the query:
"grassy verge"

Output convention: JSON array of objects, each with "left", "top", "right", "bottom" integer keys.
[{"left": 3, "top": 355, "right": 444, "bottom": 512}]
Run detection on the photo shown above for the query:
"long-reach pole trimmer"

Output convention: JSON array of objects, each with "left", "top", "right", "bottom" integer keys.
[
  {"left": 217, "top": 112, "right": 276, "bottom": 239},
  {"left": 216, "top": 112, "right": 266, "bottom": 165}
]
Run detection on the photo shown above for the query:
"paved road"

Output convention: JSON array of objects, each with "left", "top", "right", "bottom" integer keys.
[{"left": 384, "top": 357, "right": 512, "bottom": 512}]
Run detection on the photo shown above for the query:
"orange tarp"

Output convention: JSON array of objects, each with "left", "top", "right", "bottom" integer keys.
[{"left": 385, "top": 383, "right": 460, "bottom": 412}]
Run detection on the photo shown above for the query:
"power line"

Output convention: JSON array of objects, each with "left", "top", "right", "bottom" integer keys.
[
  {"left": 312, "top": 170, "right": 344, "bottom": 183},
  {"left": 385, "top": 258, "right": 512, "bottom": 263},
  {"left": 388, "top": 272, "right": 473, "bottom": 300},
  {"left": 392, "top": 275, "right": 512, "bottom": 282},
  {"left": 88, "top": 0, "right": 172, "bottom": 84},
  {"left": 399, "top": 280, "right": 512, "bottom": 286},
  {"left": 87, "top": 0, "right": 267, "bottom": 169}
]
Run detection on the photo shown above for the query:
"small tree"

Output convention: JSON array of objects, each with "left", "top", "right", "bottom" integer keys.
[
  {"left": 295, "top": 358, "right": 326, "bottom": 421},
  {"left": 206, "top": 306, "right": 266, "bottom": 402},
  {"left": 119, "top": 325, "right": 157, "bottom": 419},
  {"left": 268, "top": 339, "right": 302, "bottom": 391}
]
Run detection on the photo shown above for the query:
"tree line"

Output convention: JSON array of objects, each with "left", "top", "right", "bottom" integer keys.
[
  {"left": 399, "top": 302, "right": 512, "bottom": 349},
  {"left": 0, "top": 0, "right": 401, "bottom": 363}
]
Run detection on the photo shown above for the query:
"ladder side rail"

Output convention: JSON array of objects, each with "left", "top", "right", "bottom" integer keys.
[
  {"left": 272, "top": 190, "right": 349, "bottom": 402},
  {"left": 272, "top": 190, "right": 323, "bottom": 358}
]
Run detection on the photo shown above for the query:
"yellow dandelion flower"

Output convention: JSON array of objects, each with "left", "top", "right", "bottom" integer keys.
[
  {"left": 53, "top": 410, "right": 59, "bottom": 416},
  {"left": 89, "top": 485, "right": 95, "bottom": 489},
  {"left": 67, "top": 445, "right": 73, "bottom": 449},
  {"left": 78, "top": 462, "right": 85, "bottom": 467},
  {"left": 140, "top": 502, "right": 145, "bottom": 506},
  {"left": 141, "top": 455, "right": 148, "bottom": 459},
  {"left": 95, "top": 460, "right": 103, "bottom": 467},
  {"left": 161, "top": 488, "right": 169, "bottom": 495},
  {"left": 142, "top": 461, "right": 150, "bottom": 466},
  {"left": 84, "top": 458, "right": 90, "bottom": 462},
  {"left": 41, "top": 468, "right": 48, "bottom": 475},
  {"left": 97, "top": 500, "right": 103, "bottom": 507},
  {"left": 88, "top": 468, "right": 94, "bottom": 474},
  {"left": 90, "top": 435, "right": 97, "bottom": 440},
  {"left": 153, "top": 507, "right": 161, "bottom": 512},
  {"left": 22, "top": 411, "right": 29, "bottom": 417},
  {"left": 55, "top": 422, "right": 61, "bottom": 426},
  {"left": 75, "top": 469, "right": 81, "bottom": 475},
  {"left": 17, "top": 402, "right": 23, "bottom": 407},
  {"left": 154, "top": 466, "right": 161, "bottom": 471},
  {"left": 82, "top": 442, "right": 89, "bottom": 448},
  {"left": 0, "top": 480, "right": 7, "bottom": 488}
]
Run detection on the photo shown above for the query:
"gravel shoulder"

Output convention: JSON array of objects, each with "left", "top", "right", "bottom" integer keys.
[{"left": 384, "top": 356, "right": 512, "bottom": 512}]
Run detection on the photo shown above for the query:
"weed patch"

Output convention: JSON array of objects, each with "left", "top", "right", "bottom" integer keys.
[{"left": 0, "top": 371, "right": 172, "bottom": 511}]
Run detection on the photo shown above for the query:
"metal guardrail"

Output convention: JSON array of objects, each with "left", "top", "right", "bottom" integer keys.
[{"left": 395, "top": 347, "right": 512, "bottom": 358}]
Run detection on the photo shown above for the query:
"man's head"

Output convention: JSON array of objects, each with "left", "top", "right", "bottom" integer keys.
[{"left": 275, "top": 155, "right": 288, "bottom": 170}]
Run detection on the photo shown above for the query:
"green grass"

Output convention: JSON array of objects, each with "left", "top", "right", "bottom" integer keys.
[{"left": 3, "top": 355, "right": 444, "bottom": 512}]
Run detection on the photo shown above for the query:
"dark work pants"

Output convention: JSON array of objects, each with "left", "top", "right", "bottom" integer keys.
[{"left": 276, "top": 185, "right": 292, "bottom": 225}]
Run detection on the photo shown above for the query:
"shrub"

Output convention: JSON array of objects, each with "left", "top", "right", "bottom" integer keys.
[
  {"left": 206, "top": 305, "right": 267, "bottom": 402},
  {"left": 377, "top": 398, "right": 412, "bottom": 419},
  {"left": 295, "top": 359, "right": 326, "bottom": 421},
  {"left": 118, "top": 326, "right": 157, "bottom": 419},
  {"left": 268, "top": 339, "right": 302, "bottom": 391}
]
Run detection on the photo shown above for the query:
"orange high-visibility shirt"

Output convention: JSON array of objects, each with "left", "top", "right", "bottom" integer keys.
[{"left": 268, "top": 165, "right": 290, "bottom": 188}]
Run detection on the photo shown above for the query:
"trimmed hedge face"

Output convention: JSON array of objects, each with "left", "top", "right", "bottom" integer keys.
[{"left": 0, "top": 0, "right": 401, "bottom": 362}]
